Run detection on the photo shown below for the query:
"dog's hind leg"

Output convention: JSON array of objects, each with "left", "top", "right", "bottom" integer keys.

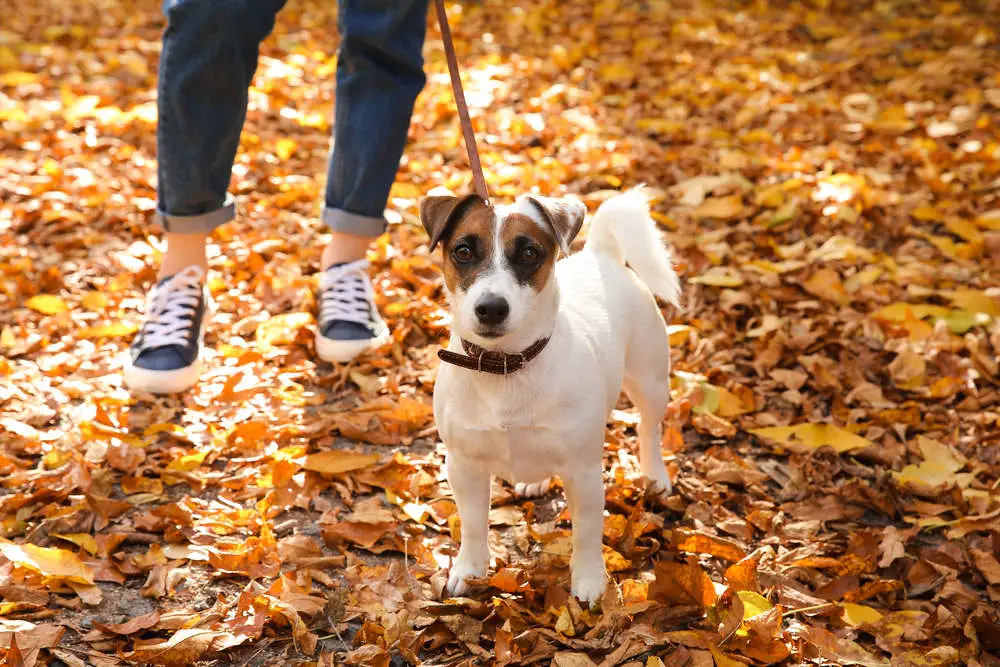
[
  {"left": 513, "top": 478, "right": 553, "bottom": 498},
  {"left": 624, "top": 359, "right": 673, "bottom": 496}
]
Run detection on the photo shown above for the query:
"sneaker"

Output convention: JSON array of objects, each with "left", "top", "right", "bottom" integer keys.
[
  {"left": 315, "top": 259, "right": 390, "bottom": 363},
  {"left": 123, "top": 265, "right": 209, "bottom": 394}
]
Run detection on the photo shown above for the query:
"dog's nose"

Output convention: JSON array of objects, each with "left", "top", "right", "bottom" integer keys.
[{"left": 475, "top": 295, "right": 509, "bottom": 326}]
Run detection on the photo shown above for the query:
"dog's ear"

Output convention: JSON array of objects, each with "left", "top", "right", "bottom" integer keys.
[
  {"left": 525, "top": 195, "right": 586, "bottom": 257},
  {"left": 419, "top": 194, "right": 482, "bottom": 251}
]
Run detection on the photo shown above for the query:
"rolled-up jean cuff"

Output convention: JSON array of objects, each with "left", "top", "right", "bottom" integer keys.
[
  {"left": 321, "top": 206, "right": 387, "bottom": 237},
  {"left": 154, "top": 194, "right": 238, "bottom": 234}
]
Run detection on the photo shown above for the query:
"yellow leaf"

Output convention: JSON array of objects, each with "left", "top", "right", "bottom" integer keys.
[
  {"left": 975, "top": 210, "right": 1000, "bottom": 230},
  {"left": 708, "top": 645, "right": 745, "bottom": 667},
  {"left": 755, "top": 183, "right": 786, "bottom": 208},
  {"left": 841, "top": 602, "right": 883, "bottom": 627},
  {"left": 302, "top": 450, "right": 380, "bottom": 475},
  {"left": 166, "top": 450, "right": 208, "bottom": 472},
  {"left": 666, "top": 325, "right": 693, "bottom": 346},
  {"left": 893, "top": 436, "right": 966, "bottom": 494},
  {"left": 717, "top": 387, "right": 752, "bottom": 417},
  {"left": 77, "top": 322, "right": 139, "bottom": 339},
  {"left": 275, "top": 138, "right": 298, "bottom": 160},
  {"left": 738, "top": 590, "right": 773, "bottom": 618},
  {"left": 946, "top": 289, "right": 1000, "bottom": 316},
  {"left": 0, "top": 540, "right": 95, "bottom": 585},
  {"left": 52, "top": 533, "right": 98, "bottom": 556},
  {"left": 0, "top": 71, "right": 40, "bottom": 86},
  {"left": 81, "top": 291, "right": 108, "bottom": 311},
  {"left": 871, "top": 302, "right": 951, "bottom": 322},
  {"left": 0, "top": 326, "right": 15, "bottom": 348},
  {"left": 690, "top": 267, "right": 744, "bottom": 288},
  {"left": 256, "top": 312, "right": 314, "bottom": 350},
  {"left": 912, "top": 205, "right": 939, "bottom": 221},
  {"left": 944, "top": 217, "right": 983, "bottom": 244},
  {"left": 598, "top": 62, "right": 633, "bottom": 85},
  {"left": 25, "top": 294, "right": 68, "bottom": 315},
  {"left": 750, "top": 423, "right": 872, "bottom": 453}
]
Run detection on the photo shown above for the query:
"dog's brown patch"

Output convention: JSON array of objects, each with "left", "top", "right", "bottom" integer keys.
[
  {"left": 500, "top": 213, "right": 557, "bottom": 291},
  {"left": 442, "top": 204, "right": 496, "bottom": 293}
]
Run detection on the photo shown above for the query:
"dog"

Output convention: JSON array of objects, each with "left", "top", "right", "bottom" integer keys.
[{"left": 419, "top": 187, "right": 681, "bottom": 603}]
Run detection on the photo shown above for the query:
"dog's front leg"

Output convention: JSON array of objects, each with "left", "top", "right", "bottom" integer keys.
[
  {"left": 563, "top": 466, "right": 607, "bottom": 604},
  {"left": 445, "top": 452, "right": 491, "bottom": 597}
]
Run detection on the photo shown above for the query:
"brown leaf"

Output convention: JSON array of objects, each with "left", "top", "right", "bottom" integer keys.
[
  {"left": 970, "top": 548, "right": 1000, "bottom": 585},
  {"left": 715, "top": 587, "right": 745, "bottom": 640},
  {"left": 792, "top": 621, "right": 889, "bottom": 666},
  {"left": 93, "top": 611, "right": 160, "bottom": 635},
  {"left": 127, "top": 628, "right": 249, "bottom": 666}
]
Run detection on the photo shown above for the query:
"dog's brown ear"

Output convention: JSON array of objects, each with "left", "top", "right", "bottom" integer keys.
[
  {"left": 525, "top": 195, "right": 586, "bottom": 257},
  {"left": 419, "top": 194, "right": 482, "bottom": 251}
]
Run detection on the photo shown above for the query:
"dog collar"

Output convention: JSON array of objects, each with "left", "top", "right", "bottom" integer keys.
[{"left": 437, "top": 337, "right": 549, "bottom": 375}]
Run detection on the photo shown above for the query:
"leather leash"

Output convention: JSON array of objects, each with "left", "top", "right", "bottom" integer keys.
[{"left": 433, "top": 0, "right": 491, "bottom": 205}]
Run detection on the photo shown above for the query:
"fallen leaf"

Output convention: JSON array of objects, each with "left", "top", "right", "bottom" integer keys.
[
  {"left": 750, "top": 423, "right": 872, "bottom": 453},
  {"left": 0, "top": 540, "right": 95, "bottom": 585},
  {"left": 649, "top": 558, "right": 717, "bottom": 609},
  {"left": 303, "top": 450, "right": 380, "bottom": 475},
  {"left": 24, "top": 294, "right": 67, "bottom": 315}
]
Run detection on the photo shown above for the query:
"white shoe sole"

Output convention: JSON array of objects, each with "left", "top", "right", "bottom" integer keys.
[
  {"left": 123, "top": 357, "right": 201, "bottom": 395},
  {"left": 315, "top": 330, "right": 391, "bottom": 363}
]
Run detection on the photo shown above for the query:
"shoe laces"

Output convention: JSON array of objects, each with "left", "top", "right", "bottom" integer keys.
[
  {"left": 138, "top": 265, "right": 205, "bottom": 349},
  {"left": 319, "top": 259, "right": 377, "bottom": 328}
]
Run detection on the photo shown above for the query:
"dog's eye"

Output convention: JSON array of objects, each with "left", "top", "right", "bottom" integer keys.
[
  {"left": 519, "top": 246, "right": 542, "bottom": 263},
  {"left": 452, "top": 244, "right": 475, "bottom": 263}
]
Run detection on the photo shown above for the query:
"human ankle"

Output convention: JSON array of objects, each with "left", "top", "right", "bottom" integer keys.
[
  {"left": 321, "top": 232, "right": 373, "bottom": 270},
  {"left": 158, "top": 232, "right": 209, "bottom": 280}
]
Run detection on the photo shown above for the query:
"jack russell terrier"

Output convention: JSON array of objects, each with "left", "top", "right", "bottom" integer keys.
[{"left": 420, "top": 187, "right": 681, "bottom": 604}]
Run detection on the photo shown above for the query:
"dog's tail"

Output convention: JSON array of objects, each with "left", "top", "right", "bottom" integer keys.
[{"left": 585, "top": 187, "right": 681, "bottom": 307}]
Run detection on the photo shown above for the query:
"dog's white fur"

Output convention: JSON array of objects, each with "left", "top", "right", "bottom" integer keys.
[{"left": 433, "top": 188, "right": 680, "bottom": 603}]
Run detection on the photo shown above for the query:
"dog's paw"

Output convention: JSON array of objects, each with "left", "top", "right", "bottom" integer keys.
[
  {"left": 513, "top": 478, "right": 553, "bottom": 498},
  {"left": 445, "top": 558, "right": 488, "bottom": 598},
  {"left": 571, "top": 569, "right": 607, "bottom": 606},
  {"left": 642, "top": 468, "right": 673, "bottom": 498}
]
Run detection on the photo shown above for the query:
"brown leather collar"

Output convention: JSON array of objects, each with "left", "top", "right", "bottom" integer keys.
[{"left": 438, "top": 337, "right": 549, "bottom": 375}]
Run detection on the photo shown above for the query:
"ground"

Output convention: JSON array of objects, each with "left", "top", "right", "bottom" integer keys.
[{"left": 1, "top": 0, "right": 1000, "bottom": 665}]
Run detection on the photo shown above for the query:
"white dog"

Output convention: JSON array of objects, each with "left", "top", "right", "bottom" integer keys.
[{"left": 419, "top": 187, "right": 681, "bottom": 604}]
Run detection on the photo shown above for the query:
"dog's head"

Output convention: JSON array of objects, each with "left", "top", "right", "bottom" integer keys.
[{"left": 420, "top": 193, "right": 586, "bottom": 350}]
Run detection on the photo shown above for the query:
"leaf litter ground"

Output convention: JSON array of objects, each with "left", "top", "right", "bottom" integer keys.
[{"left": 2, "top": 0, "right": 1000, "bottom": 665}]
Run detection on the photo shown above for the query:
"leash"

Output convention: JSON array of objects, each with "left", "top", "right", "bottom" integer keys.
[{"left": 433, "top": 0, "right": 491, "bottom": 205}]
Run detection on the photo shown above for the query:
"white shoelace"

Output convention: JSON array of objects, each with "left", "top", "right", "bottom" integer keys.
[
  {"left": 320, "top": 259, "right": 377, "bottom": 328},
  {"left": 138, "top": 265, "right": 205, "bottom": 349}
]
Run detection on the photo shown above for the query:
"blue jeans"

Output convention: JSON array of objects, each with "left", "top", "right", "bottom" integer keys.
[{"left": 155, "top": 0, "right": 429, "bottom": 237}]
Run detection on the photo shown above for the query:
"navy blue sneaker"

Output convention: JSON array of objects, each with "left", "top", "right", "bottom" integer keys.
[
  {"left": 124, "top": 266, "right": 209, "bottom": 394},
  {"left": 315, "top": 260, "right": 390, "bottom": 362}
]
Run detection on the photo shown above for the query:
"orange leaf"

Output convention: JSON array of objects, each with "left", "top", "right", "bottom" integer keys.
[
  {"left": 649, "top": 558, "right": 717, "bottom": 609},
  {"left": 674, "top": 530, "right": 747, "bottom": 562},
  {"left": 724, "top": 554, "right": 761, "bottom": 593},
  {"left": 303, "top": 450, "right": 380, "bottom": 475}
]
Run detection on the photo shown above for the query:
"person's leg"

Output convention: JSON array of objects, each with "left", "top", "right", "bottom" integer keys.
[
  {"left": 155, "top": 0, "right": 287, "bottom": 274},
  {"left": 315, "top": 0, "right": 430, "bottom": 362},
  {"left": 126, "top": 0, "right": 286, "bottom": 394}
]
